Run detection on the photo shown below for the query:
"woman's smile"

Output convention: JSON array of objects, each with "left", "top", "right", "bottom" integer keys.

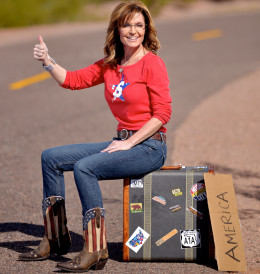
[{"left": 127, "top": 36, "right": 139, "bottom": 41}]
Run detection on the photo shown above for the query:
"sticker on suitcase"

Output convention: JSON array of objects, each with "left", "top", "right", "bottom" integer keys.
[
  {"left": 125, "top": 226, "right": 150, "bottom": 253},
  {"left": 190, "top": 182, "right": 207, "bottom": 201},
  {"left": 180, "top": 229, "right": 201, "bottom": 248},
  {"left": 187, "top": 206, "right": 203, "bottom": 219},
  {"left": 130, "top": 179, "right": 143, "bottom": 188},
  {"left": 172, "top": 188, "right": 183, "bottom": 197},
  {"left": 130, "top": 203, "right": 143, "bottom": 213},
  {"left": 155, "top": 228, "right": 178, "bottom": 246},
  {"left": 169, "top": 205, "right": 181, "bottom": 213},
  {"left": 152, "top": 196, "right": 166, "bottom": 205}
]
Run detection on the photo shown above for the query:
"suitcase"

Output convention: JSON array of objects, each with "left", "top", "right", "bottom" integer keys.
[{"left": 123, "top": 165, "right": 214, "bottom": 262}]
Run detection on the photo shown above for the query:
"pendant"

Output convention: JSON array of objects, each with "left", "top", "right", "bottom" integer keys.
[{"left": 119, "top": 68, "right": 123, "bottom": 73}]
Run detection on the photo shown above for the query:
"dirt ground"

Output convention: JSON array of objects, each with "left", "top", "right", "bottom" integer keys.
[{"left": 171, "top": 69, "right": 260, "bottom": 273}]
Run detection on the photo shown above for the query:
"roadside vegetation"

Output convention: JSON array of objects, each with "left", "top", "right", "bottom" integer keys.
[{"left": 0, "top": 0, "right": 197, "bottom": 28}]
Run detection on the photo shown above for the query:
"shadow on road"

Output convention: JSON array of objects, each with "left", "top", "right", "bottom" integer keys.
[
  {"left": 0, "top": 222, "right": 123, "bottom": 262},
  {"left": 238, "top": 209, "right": 260, "bottom": 220},
  {"left": 0, "top": 222, "right": 45, "bottom": 237},
  {"left": 0, "top": 223, "right": 219, "bottom": 269}
]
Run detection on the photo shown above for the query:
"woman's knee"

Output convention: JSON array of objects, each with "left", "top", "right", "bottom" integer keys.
[
  {"left": 41, "top": 147, "right": 58, "bottom": 167},
  {"left": 74, "top": 160, "right": 89, "bottom": 175},
  {"left": 73, "top": 159, "right": 96, "bottom": 182},
  {"left": 73, "top": 161, "right": 87, "bottom": 186}
]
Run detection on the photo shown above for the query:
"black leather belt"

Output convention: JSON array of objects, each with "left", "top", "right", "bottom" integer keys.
[{"left": 117, "top": 129, "right": 166, "bottom": 143}]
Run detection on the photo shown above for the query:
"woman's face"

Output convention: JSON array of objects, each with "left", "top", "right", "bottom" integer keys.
[{"left": 119, "top": 12, "right": 146, "bottom": 52}]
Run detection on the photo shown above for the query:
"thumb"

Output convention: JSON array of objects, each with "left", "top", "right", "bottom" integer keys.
[{"left": 38, "top": 35, "right": 45, "bottom": 46}]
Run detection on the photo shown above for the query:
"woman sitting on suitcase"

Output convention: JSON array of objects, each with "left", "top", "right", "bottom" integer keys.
[{"left": 19, "top": 0, "right": 172, "bottom": 272}]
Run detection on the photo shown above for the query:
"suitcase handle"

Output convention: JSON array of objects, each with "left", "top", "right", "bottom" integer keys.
[
  {"left": 161, "top": 165, "right": 182, "bottom": 170},
  {"left": 161, "top": 165, "right": 215, "bottom": 172}
]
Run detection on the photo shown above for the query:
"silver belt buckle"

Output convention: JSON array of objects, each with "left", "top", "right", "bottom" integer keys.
[{"left": 120, "top": 129, "right": 128, "bottom": 140}]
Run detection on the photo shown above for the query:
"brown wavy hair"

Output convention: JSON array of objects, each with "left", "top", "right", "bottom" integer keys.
[{"left": 103, "top": 0, "right": 160, "bottom": 67}]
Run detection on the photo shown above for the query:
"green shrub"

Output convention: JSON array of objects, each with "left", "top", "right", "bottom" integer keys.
[
  {"left": 0, "top": 0, "right": 86, "bottom": 28},
  {"left": 0, "top": 0, "right": 196, "bottom": 28}
]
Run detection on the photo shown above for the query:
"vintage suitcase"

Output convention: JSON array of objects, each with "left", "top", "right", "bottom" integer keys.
[{"left": 123, "top": 165, "right": 214, "bottom": 262}]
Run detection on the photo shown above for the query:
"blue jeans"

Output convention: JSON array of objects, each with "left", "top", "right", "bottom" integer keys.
[{"left": 41, "top": 136, "right": 167, "bottom": 215}]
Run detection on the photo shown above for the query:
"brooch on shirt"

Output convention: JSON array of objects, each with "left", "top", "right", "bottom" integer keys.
[{"left": 111, "top": 74, "right": 130, "bottom": 102}]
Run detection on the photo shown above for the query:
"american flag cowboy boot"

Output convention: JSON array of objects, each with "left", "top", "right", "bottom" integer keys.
[
  {"left": 57, "top": 207, "right": 108, "bottom": 272},
  {"left": 18, "top": 196, "right": 71, "bottom": 261}
]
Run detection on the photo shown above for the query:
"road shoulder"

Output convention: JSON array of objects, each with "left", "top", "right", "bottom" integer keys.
[{"left": 170, "top": 68, "right": 260, "bottom": 272}]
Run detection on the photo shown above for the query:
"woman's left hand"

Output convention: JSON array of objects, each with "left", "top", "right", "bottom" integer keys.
[{"left": 101, "top": 140, "right": 133, "bottom": 153}]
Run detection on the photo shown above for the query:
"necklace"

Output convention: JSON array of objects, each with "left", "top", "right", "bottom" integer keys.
[{"left": 119, "top": 46, "right": 144, "bottom": 74}]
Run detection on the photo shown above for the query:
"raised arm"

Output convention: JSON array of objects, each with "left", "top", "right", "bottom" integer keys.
[{"left": 33, "top": 35, "right": 66, "bottom": 85}]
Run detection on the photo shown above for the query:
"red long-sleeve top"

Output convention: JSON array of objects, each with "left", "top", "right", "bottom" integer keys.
[{"left": 61, "top": 52, "right": 172, "bottom": 133}]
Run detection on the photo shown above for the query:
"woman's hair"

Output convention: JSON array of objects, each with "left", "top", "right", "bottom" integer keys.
[{"left": 104, "top": 0, "right": 160, "bottom": 67}]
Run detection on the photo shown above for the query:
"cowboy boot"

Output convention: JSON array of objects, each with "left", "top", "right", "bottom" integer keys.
[
  {"left": 56, "top": 207, "right": 108, "bottom": 272},
  {"left": 18, "top": 196, "right": 71, "bottom": 261}
]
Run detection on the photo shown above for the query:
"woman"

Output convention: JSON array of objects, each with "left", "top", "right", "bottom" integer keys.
[{"left": 18, "top": 0, "right": 172, "bottom": 272}]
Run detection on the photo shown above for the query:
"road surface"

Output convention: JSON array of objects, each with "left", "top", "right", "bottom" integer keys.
[{"left": 0, "top": 6, "right": 259, "bottom": 273}]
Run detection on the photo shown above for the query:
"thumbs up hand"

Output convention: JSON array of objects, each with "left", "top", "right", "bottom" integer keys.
[{"left": 33, "top": 35, "right": 49, "bottom": 63}]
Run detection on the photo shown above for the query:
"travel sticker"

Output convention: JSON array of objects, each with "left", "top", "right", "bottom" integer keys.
[
  {"left": 130, "top": 179, "right": 143, "bottom": 188},
  {"left": 130, "top": 203, "right": 143, "bottom": 213},
  {"left": 152, "top": 196, "right": 166, "bottom": 205},
  {"left": 172, "top": 188, "right": 182, "bottom": 197},
  {"left": 187, "top": 206, "right": 203, "bottom": 219},
  {"left": 180, "top": 230, "right": 201, "bottom": 248},
  {"left": 169, "top": 205, "right": 181, "bottom": 213},
  {"left": 190, "top": 182, "right": 207, "bottom": 201},
  {"left": 155, "top": 228, "right": 178, "bottom": 246},
  {"left": 125, "top": 226, "right": 150, "bottom": 253}
]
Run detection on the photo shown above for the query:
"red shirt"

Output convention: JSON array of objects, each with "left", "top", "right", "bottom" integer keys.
[{"left": 61, "top": 52, "right": 172, "bottom": 133}]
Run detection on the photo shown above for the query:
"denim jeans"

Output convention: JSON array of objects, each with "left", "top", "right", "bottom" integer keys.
[{"left": 41, "top": 136, "right": 167, "bottom": 215}]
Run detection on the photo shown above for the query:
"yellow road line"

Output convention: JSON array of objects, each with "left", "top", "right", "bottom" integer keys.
[
  {"left": 9, "top": 72, "right": 51, "bottom": 90},
  {"left": 192, "top": 29, "right": 222, "bottom": 41}
]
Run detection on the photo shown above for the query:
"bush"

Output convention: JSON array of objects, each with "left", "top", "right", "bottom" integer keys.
[
  {"left": 0, "top": 0, "right": 195, "bottom": 28},
  {"left": 0, "top": 0, "right": 86, "bottom": 28}
]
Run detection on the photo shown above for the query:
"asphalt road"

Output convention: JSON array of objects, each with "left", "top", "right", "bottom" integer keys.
[{"left": 0, "top": 10, "right": 260, "bottom": 274}]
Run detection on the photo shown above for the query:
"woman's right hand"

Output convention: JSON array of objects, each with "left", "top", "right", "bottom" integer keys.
[
  {"left": 33, "top": 34, "right": 67, "bottom": 85},
  {"left": 33, "top": 35, "right": 49, "bottom": 64}
]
